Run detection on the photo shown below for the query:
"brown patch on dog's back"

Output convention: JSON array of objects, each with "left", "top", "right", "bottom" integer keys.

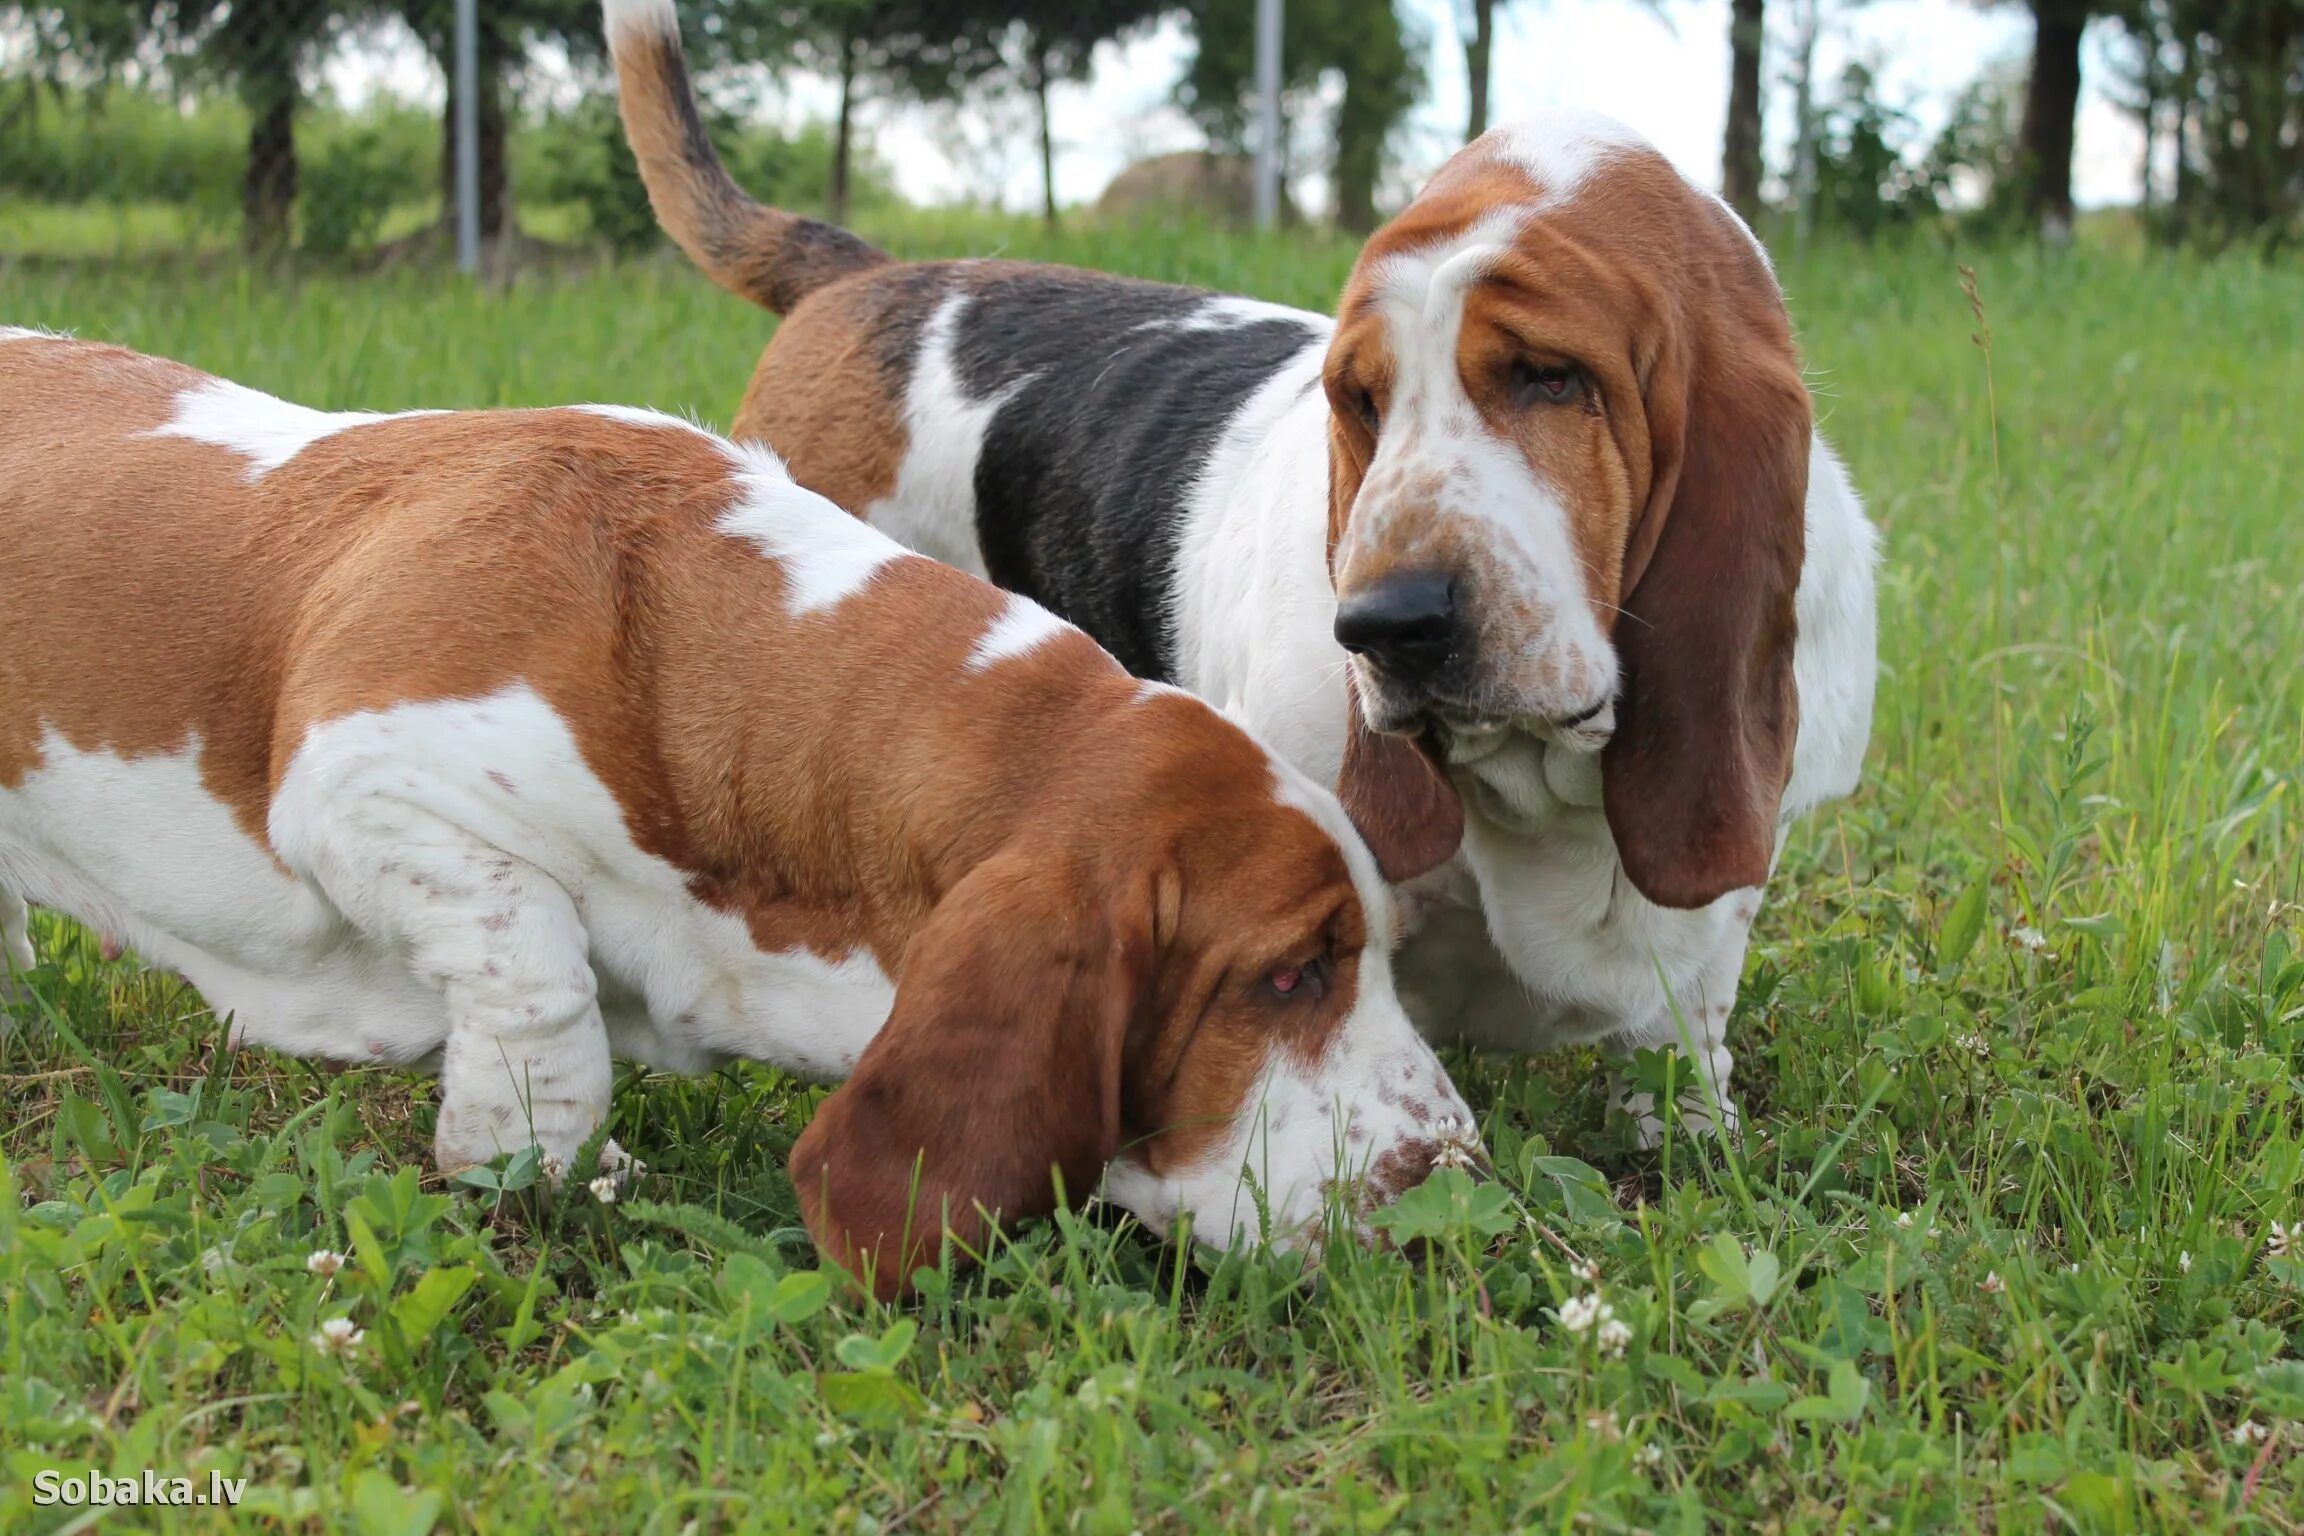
[
  {"left": 0, "top": 337, "right": 308, "bottom": 843},
  {"left": 727, "top": 266, "right": 959, "bottom": 516}
]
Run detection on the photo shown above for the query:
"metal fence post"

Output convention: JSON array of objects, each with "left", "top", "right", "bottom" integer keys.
[
  {"left": 1253, "top": 0, "right": 1282, "bottom": 230},
  {"left": 454, "top": 0, "right": 481, "bottom": 273}
]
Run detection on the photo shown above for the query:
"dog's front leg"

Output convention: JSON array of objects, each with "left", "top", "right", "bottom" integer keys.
[
  {"left": 426, "top": 873, "right": 618, "bottom": 1181},
  {"left": 290, "top": 803, "right": 617, "bottom": 1181},
  {"left": 1604, "top": 932, "right": 1750, "bottom": 1147},
  {"left": 1, "top": 884, "right": 34, "bottom": 1022}
]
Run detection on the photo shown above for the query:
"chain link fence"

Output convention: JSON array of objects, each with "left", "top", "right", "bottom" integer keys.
[
  {"left": 3, "top": 1, "right": 1350, "bottom": 269},
  {"left": 0, "top": 1, "right": 954, "bottom": 266}
]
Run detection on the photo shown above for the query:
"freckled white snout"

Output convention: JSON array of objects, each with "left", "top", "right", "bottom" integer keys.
[{"left": 1103, "top": 755, "right": 1486, "bottom": 1257}]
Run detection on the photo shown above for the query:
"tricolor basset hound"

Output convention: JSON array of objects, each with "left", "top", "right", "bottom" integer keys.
[
  {"left": 607, "top": 0, "right": 1880, "bottom": 1137},
  {"left": 0, "top": 329, "right": 1482, "bottom": 1299}
]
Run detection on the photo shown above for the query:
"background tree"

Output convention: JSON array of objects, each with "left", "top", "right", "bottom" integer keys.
[
  {"left": 2015, "top": 0, "right": 2089, "bottom": 239},
  {"left": 1722, "top": 0, "right": 1766, "bottom": 219},
  {"left": 1181, "top": 0, "right": 1423, "bottom": 232},
  {"left": 777, "top": 0, "right": 1006, "bottom": 223},
  {"left": 388, "top": 0, "right": 609, "bottom": 248},
  {"left": 191, "top": 0, "right": 351, "bottom": 254},
  {"left": 9, "top": 0, "right": 344, "bottom": 254},
  {"left": 2109, "top": 0, "right": 2303, "bottom": 244},
  {"left": 984, "top": 0, "right": 1172, "bottom": 226},
  {"left": 1462, "top": 0, "right": 1504, "bottom": 138}
]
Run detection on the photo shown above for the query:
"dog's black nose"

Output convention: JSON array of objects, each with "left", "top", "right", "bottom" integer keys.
[{"left": 1334, "top": 572, "right": 1456, "bottom": 683}]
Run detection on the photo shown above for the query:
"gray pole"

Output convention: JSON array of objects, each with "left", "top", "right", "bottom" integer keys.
[
  {"left": 1252, "top": 0, "right": 1282, "bottom": 229},
  {"left": 454, "top": 0, "right": 481, "bottom": 273}
]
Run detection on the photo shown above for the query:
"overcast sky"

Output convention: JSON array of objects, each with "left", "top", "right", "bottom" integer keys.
[
  {"left": 847, "top": 1, "right": 2138, "bottom": 216},
  {"left": 783, "top": 0, "right": 2147, "bottom": 214},
  {"left": 327, "top": 0, "right": 2145, "bottom": 215}
]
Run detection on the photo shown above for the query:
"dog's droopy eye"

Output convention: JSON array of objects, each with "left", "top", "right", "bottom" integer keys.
[
  {"left": 1510, "top": 359, "right": 1584, "bottom": 409},
  {"left": 1266, "top": 957, "right": 1329, "bottom": 1001}
]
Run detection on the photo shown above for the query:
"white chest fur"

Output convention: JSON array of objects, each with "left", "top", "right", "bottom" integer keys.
[{"left": 1166, "top": 346, "right": 1877, "bottom": 1079}]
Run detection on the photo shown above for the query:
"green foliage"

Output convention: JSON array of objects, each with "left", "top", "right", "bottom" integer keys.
[
  {"left": 1179, "top": 0, "right": 1424, "bottom": 229},
  {"left": 1919, "top": 60, "right": 2031, "bottom": 233},
  {"left": 299, "top": 108, "right": 432, "bottom": 256},
  {"left": 0, "top": 82, "right": 248, "bottom": 209},
  {"left": 0, "top": 85, "right": 436, "bottom": 253},
  {"left": 1, "top": 232, "right": 2302, "bottom": 1528},
  {"left": 1807, "top": 63, "right": 1950, "bottom": 239},
  {"left": 2111, "top": 0, "right": 2304, "bottom": 245},
  {"left": 517, "top": 93, "right": 893, "bottom": 250}
]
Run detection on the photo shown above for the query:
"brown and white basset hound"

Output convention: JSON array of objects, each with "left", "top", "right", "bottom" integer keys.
[
  {"left": 0, "top": 329, "right": 1482, "bottom": 1299},
  {"left": 607, "top": 0, "right": 1879, "bottom": 1138}
]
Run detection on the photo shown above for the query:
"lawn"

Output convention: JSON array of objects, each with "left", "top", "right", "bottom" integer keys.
[{"left": 3, "top": 224, "right": 2303, "bottom": 1533}]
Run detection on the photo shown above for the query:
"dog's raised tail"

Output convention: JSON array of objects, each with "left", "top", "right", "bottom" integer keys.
[{"left": 603, "top": 0, "right": 889, "bottom": 314}]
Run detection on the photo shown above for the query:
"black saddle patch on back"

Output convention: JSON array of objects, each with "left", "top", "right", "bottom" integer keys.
[{"left": 948, "top": 268, "right": 1329, "bottom": 681}]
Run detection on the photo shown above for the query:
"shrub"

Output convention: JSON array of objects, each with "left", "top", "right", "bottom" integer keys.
[
  {"left": 299, "top": 104, "right": 433, "bottom": 257},
  {"left": 516, "top": 91, "right": 896, "bottom": 251}
]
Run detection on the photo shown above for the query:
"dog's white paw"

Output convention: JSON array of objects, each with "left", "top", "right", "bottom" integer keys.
[
  {"left": 1619, "top": 1086, "right": 1741, "bottom": 1149},
  {"left": 580, "top": 1139, "right": 645, "bottom": 1199},
  {"left": 595, "top": 1139, "right": 645, "bottom": 1179}
]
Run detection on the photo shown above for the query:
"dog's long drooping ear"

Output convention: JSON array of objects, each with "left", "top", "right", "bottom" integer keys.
[
  {"left": 791, "top": 851, "right": 1149, "bottom": 1300},
  {"left": 1326, "top": 417, "right": 1467, "bottom": 885},
  {"left": 1602, "top": 206, "right": 1811, "bottom": 912},
  {"left": 1338, "top": 671, "right": 1466, "bottom": 884}
]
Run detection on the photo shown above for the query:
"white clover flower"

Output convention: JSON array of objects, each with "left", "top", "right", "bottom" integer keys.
[
  {"left": 1573, "top": 1258, "right": 1602, "bottom": 1284},
  {"left": 2268, "top": 1221, "right": 2296, "bottom": 1260},
  {"left": 1558, "top": 1292, "right": 1610, "bottom": 1335},
  {"left": 1597, "top": 1316, "right": 1634, "bottom": 1359},
  {"left": 2231, "top": 1418, "right": 2270, "bottom": 1446},
  {"left": 1583, "top": 1410, "right": 1620, "bottom": 1441},
  {"left": 2179, "top": 1251, "right": 2193, "bottom": 1274},
  {"left": 1433, "top": 1140, "right": 1479, "bottom": 1172},
  {"left": 1981, "top": 1271, "right": 2005, "bottom": 1295},
  {"left": 1634, "top": 1441, "right": 1664, "bottom": 1470},
  {"left": 310, "top": 1317, "right": 364, "bottom": 1357},
  {"left": 2011, "top": 925, "right": 2051, "bottom": 955},
  {"left": 589, "top": 1174, "right": 620, "bottom": 1205},
  {"left": 306, "top": 1249, "right": 345, "bottom": 1278}
]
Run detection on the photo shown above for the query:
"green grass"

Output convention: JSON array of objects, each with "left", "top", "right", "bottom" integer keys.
[{"left": 3, "top": 228, "right": 2303, "bottom": 1532}]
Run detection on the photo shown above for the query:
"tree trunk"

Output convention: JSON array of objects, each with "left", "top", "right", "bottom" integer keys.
[
  {"left": 1465, "top": 0, "right": 1495, "bottom": 141},
  {"left": 438, "top": 41, "right": 510, "bottom": 243},
  {"left": 1722, "top": 0, "right": 1766, "bottom": 222},
  {"left": 1033, "top": 43, "right": 1057, "bottom": 228},
  {"left": 2221, "top": 2, "right": 2300, "bottom": 236},
  {"left": 1334, "top": 68, "right": 1382, "bottom": 234},
  {"left": 2136, "top": 39, "right": 2160, "bottom": 212},
  {"left": 2019, "top": 0, "right": 2085, "bottom": 242},
  {"left": 1790, "top": 0, "right": 1818, "bottom": 246},
  {"left": 831, "top": 32, "right": 859, "bottom": 224},
  {"left": 243, "top": 80, "right": 297, "bottom": 257},
  {"left": 2167, "top": 39, "right": 2196, "bottom": 245}
]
